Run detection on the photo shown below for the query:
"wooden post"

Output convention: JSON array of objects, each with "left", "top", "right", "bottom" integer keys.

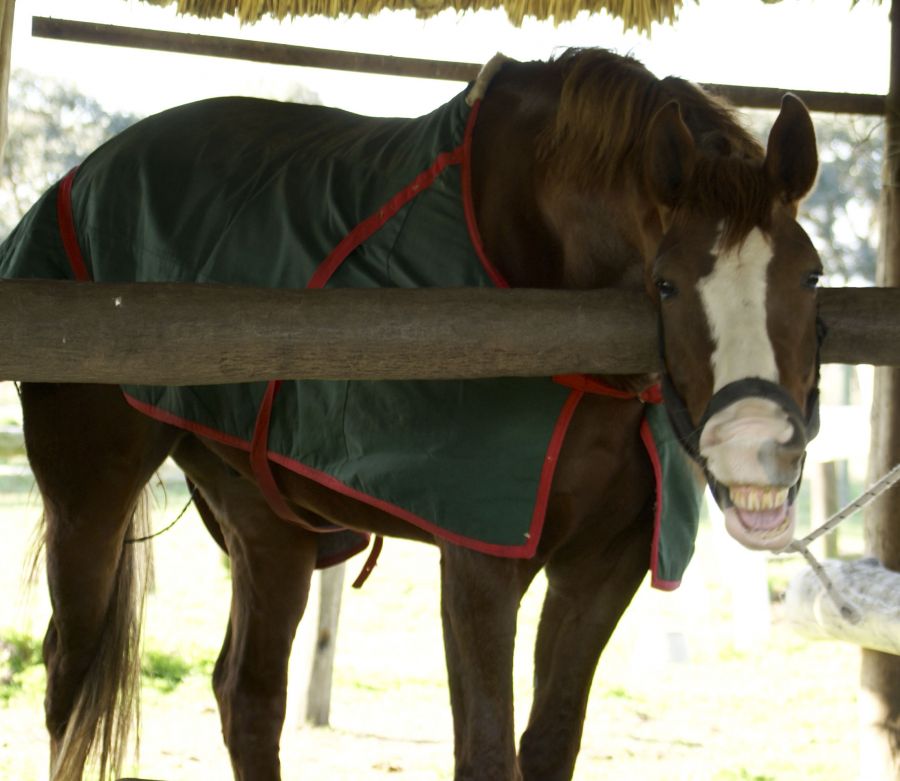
[
  {"left": 811, "top": 461, "right": 841, "bottom": 559},
  {"left": 862, "top": 2, "right": 900, "bottom": 777},
  {"left": 305, "top": 564, "right": 346, "bottom": 727},
  {"left": 0, "top": 0, "right": 14, "bottom": 169}
]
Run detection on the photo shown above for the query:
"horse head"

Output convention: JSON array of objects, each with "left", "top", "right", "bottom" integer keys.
[{"left": 644, "top": 93, "right": 822, "bottom": 551}]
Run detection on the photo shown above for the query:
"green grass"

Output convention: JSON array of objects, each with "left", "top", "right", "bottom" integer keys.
[
  {"left": 1, "top": 631, "right": 217, "bottom": 699},
  {"left": 0, "top": 631, "right": 42, "bottom": 703},
  {"left": 141, "top": 648, "right": 215, "bottom": 693}
]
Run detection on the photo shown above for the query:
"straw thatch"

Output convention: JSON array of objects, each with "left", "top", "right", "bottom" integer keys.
[{"left": 138, "top": 0, "right": 684, "bottom": 31}]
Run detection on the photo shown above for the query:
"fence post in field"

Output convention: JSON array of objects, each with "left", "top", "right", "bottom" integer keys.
[{"left": 305, "top": 563, "right": 346, "bottom": 727}]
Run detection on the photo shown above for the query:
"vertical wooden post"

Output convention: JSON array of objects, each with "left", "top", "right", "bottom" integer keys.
[
  {"left": 0, "top": 0, "right": 14, "bottom": 169},
  {"left": 861, "top": 2, "right": 900, "bottom": 777},
  {"left": 305, "top": 563, "right": 346, "bottom": 727},
  {"left": 811, "top": 461, "right": 840, "bottom": 559}
]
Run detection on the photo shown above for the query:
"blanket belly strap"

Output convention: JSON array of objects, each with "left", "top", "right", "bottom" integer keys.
[
  {"left": 251, "top": 380, "right": 382, "bottom": 586},
  {"left": 250, "top": 380, "right": 340, "bottom": 532}
]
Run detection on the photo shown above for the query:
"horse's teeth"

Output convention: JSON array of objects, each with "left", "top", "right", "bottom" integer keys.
[{"left": 729, "top": 485, "right": 789, "bottom": 511}]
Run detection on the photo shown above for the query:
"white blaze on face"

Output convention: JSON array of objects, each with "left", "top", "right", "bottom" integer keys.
[
  {"left": 697, "top": 227, "right": 778, "bottom": 390},
  {"left": 697, "top": 226, "right": 798, "bottom": 551}
]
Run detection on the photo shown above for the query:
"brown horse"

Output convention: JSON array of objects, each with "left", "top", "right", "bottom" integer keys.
[{"left": 4, "top": 49, "right": 822, "bottom": 780}]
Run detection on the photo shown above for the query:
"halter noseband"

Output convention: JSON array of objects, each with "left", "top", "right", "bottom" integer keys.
[{"left": 659, "top": 315, "right": 826, "bottom": 500}]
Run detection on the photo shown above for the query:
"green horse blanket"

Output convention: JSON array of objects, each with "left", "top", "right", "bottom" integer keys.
[{"left": 0, "top": 87, "right": 700, "bottom": 588}]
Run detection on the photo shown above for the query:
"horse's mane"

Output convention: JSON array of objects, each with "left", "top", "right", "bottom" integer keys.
[{"left": 538, "top": 49, "right": 772, "bottom": 248}]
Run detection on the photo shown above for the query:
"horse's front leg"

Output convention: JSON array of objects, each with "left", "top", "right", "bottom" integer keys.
[
  {"left": 173, "top": 436, "right": 319, "bottom": 781},
  {"left": 438, "top": 542, "right": 537, "bottom": 781},
  {"left": 517, "top": 507, "right": 652, "bottom": 781}
]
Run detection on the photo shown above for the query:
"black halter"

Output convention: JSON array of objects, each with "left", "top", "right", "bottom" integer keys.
[{"left": 659, "top": 314, "right": 826, "bottom": 502}]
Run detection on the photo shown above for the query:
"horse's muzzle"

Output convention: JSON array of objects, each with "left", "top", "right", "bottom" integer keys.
[
  {"left": 662, "top": 373, "right": 820, "bottom": 551},
  {"left": 700, "top": 395, "right": 809, "bottom": 550}
]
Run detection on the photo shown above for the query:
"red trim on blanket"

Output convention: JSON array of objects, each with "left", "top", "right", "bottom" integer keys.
[
  {"left": 351, "top": 535, "right": 384, "bottom": 588},
  {"left": 124, "top": 391, "right": 372, "bottom": 539},
  {"left": 525, "top": 388, "right": 583, "bottom": 552},
  {"left": 124, "top": 391, "right": 253, "bottom": 450},
  {"left": 122, "top": 386, "right": 579, "bottom": 558},
  {"left": 250, "top": 101, "right": 512, "bottom": 552},
  {"left": 57, "top": 167, "right": 91, "bottom": 282},
  {"left": 641, "top": 417, "right": 680, "bottom": 591},
  {"left": 122, "top": 391, "right": 536, "bottom": 559},
  {"left": 554, "top": 374, "right": 663, "bottom": 404},
  {"left": 251, "top": 380, "right": 321, "bottom": 526},
  {"left": 460, "top": 100, "right": 509, "bottom": 289},
  {"left": 306, "top": 146, "right": 465, "bottom": 290},
  {"left": 97, "top": 99, "right": 675, "bottom": 578}
]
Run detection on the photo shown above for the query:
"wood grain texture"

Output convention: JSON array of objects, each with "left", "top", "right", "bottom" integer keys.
[{"left": 0, "top": 280, "right": 896, "bottom": 384}]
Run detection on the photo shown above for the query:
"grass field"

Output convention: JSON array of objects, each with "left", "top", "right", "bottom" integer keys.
[{"left": 0, "top": 383, "right": 864, "bottom": 780}]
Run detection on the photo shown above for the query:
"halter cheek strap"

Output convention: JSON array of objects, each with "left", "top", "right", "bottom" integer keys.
[{"left": 658, "top": 315, "right": 825, "bottom": 472}]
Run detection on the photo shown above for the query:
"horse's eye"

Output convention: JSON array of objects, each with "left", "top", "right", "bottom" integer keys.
[
  {"left": 655, "top": 278, "right": 678, "bottom": 300},
  {"left": 804, "top": 271, "right": 822, "bottom": 290}
]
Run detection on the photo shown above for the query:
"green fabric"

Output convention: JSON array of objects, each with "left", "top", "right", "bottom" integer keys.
[
  {"left": 645, "top": 404, "right": 703, "bottom": 586},
  {"left": 0, "top": 88, "right": 701, "bottom": 584}
]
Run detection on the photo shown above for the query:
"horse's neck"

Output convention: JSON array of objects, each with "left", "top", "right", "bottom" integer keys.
[
  {"left": 469, "top": 85, "right": 564, "bottom": 288},
  {"left": 471, "top": 80, "right": 661, "bottom": 394},
  {"left": 471, "top": 81, "right": 660, "bottom": 293}
]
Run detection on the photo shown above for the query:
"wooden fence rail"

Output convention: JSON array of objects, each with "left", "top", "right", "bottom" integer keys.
[{"left": 0, "top": 280, "right": 896, "bottom": 384}]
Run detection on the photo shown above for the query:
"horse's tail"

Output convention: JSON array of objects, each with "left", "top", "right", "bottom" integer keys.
[{"left": 50, "top": 491, "right": 154, "bottom": 781}]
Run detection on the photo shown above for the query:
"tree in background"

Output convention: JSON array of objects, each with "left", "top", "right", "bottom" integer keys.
[
  {"left": 749, "top": 110, "right": 881, "bottom": 284},
  {"left": 0, "top": 70, "right": 139, "bottom": 238},
  {"left": 0, "top": 72, "right": 322, "bottom": 241},
  {"left": 803, "top": 114, "right": 883, "bottom": 284}
]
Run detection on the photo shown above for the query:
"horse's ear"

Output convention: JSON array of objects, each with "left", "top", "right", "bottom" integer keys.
[
  {"left": 644, "top": 100, "right": 696, "bottom": 209},
  {"left": 765, "top": 94, "right": 818, "bottom": 209}
]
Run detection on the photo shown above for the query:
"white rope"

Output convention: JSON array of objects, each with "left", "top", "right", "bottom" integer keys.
[{"left": 779, "top": 461, "right": 900, "bottom": 625}]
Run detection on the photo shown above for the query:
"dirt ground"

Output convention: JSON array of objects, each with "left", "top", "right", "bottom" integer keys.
[
  {"left": 1, "top": 483, "right": 861, "bottom": 780},
  {"left": 0, "top": 373, "right": 863, "bottom": 781}
]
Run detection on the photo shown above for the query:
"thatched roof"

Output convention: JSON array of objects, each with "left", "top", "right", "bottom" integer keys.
[{"left": 138, "top": 0, "right": 684, "bottom": 31}]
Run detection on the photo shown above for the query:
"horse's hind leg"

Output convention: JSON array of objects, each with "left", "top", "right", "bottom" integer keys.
[
  {"left": 172, "top": 435, "right": 318, "bottom": 781},
  {"left": 21, "top": 383, "right": 179, "bottom": 779}
]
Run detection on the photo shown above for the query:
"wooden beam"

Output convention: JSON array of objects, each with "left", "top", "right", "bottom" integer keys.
[
  {"left": 817, "top": 286, "right": 900, "bottom": 365},
  {"left": 701, "top": 83, "right": 885, "bottom": 117},
  {"left": 0, "top": 281, "right": 895, "bottom": 385},
  {"left": 0, "top": 280, "right": 658, "bottom": 383},
  {"left": 32, "top": 17, "right": 887, "bottom": 115},
  {"left": 785, "top": 559, "right": 900, "bottom": 657},
  {"left": 31, "top": 17, "right": 480, "bottom": 83}
]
